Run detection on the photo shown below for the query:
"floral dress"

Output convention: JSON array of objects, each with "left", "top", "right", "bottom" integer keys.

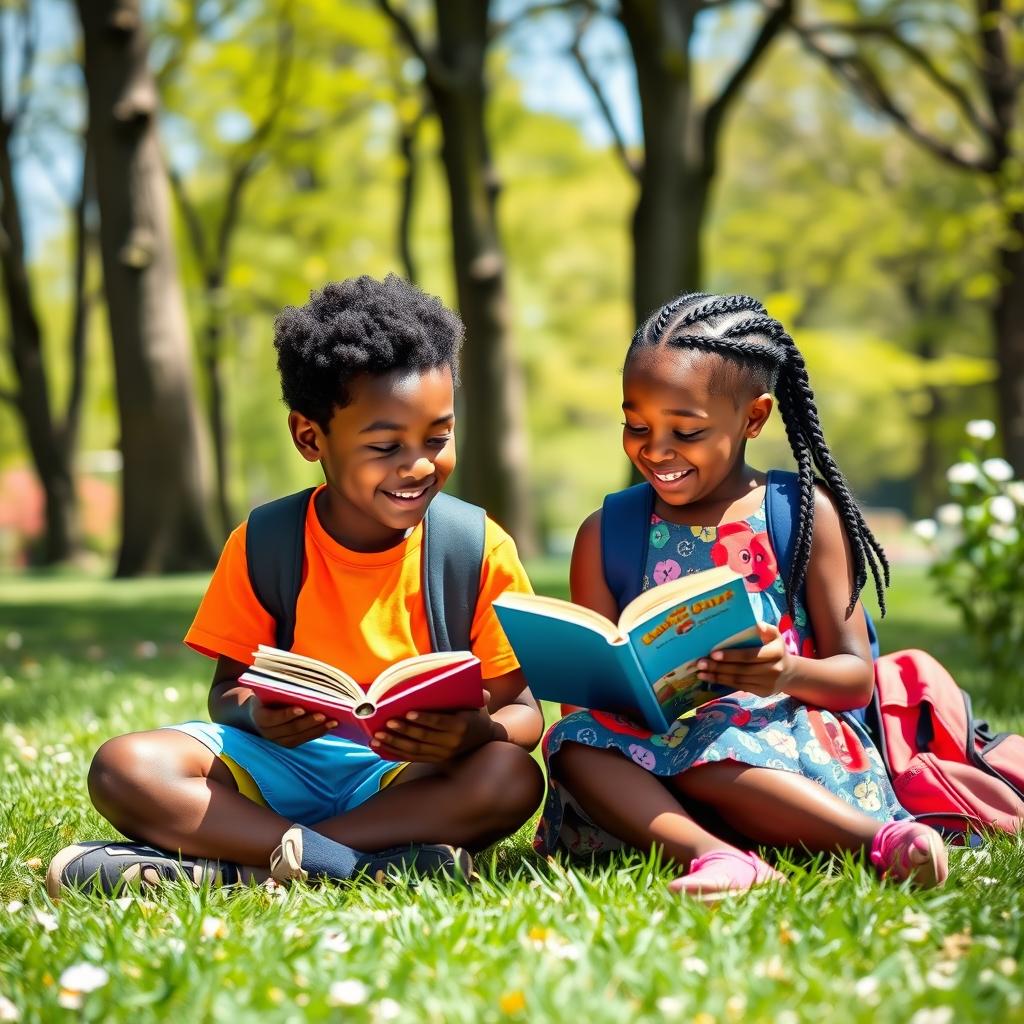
[{"left": 534, "top": 497, "right": 907, "bottom": 858}]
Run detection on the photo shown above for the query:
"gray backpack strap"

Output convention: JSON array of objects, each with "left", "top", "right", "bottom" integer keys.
[
  {"left": 422, "top": 493, "right": 486, "bottom": 652},
  {"left": 245, "top": 487, "right": 316, "bottom": 651}
]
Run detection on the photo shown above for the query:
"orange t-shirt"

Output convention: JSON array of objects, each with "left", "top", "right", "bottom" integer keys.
[{"left": 184, "top": 487, "right": 531, "bottom": 683}]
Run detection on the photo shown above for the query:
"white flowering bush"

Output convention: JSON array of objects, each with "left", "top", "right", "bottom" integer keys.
[{"left": 914, "top": 420, "right": 1024, "bottom": 680}]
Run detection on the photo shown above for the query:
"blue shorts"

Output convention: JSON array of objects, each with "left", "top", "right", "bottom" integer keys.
[{"left": 166, "top": 722, "right": 407, "bottom": 825}]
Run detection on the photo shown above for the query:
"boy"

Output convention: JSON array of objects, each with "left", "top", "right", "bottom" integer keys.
[{"left": 48, "top": 275, "right": 545, "bottom": 894}]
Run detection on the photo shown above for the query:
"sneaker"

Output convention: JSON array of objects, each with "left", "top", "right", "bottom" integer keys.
[
  {"left": 269, "top": 826, "right": 474, "bottom": 885},
  {"left": 356, "top": 844, "right": 475, "bottom": 883},
  {"left": 668, "top": 849, "right": 785, "bottom": 903},
  {"left": 870, "top": 820, "right": 949, "bottom": 888},
  {"left": 46, "top": 841, "right": 240, "bottom": 899}
]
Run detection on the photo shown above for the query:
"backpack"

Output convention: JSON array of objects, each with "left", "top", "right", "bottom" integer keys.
[
  {"left": 600, "top": 469, "right": 880, "bottom": 663},
  {"left": 244, "top": 487, "right": 486, "bottom": 652},
  {"left": 867, "top": 649, "right": 1024, "bottom": 836}
]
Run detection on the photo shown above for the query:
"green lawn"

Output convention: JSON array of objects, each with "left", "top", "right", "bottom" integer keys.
[{"left": 0, "top": 565, "right": 1022, "bottom": 1023}]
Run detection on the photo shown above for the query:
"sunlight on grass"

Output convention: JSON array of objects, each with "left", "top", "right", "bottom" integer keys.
[{"left": 0, "top": 567, "right": 1022, "bottom": 1022}]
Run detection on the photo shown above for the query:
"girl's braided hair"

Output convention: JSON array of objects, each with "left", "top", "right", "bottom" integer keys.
[{"left": 628, "top": 292, "right": 889, "bottom": 617}]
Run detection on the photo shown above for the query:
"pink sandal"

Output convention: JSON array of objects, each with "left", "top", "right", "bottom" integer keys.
[
  {"left": 870, "top": 821, "right": 949, "bottom": 888},
  {"left": 668, "top": 849, "right": 785, "bottom": 902}
]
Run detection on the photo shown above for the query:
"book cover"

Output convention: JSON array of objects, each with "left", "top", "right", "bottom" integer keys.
[
  {"left": 494, "top": 568, "right": 759, "bottom": 733},
  {"left": 240, "top": 653, "right": 484, "bottom": 755}
]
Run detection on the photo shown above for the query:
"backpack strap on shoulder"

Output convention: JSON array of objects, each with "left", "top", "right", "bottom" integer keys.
[
  {"left": 765, "top": 468, "right": 880, "bottom": 663},
  {"left": 601, "top": 483, "right": 655, "bottom": 614},
  {"left": 246, "top": 487, "right": 317, "bottom": 651},
  {"left": 422, "top": 492, "right": 486, "bottom": 653}
]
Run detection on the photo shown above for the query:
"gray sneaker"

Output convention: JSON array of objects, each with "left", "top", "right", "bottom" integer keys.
[{"left": 46, "top": 841, "right": 241, "bottom": 899}]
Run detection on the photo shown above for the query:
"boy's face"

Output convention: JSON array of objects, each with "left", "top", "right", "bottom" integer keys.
[{"left": 289, "top": 366, "right": 456, "bottom": 551}]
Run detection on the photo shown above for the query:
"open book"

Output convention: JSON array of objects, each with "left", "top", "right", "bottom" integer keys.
[
  {"left": 493, "top": 565, "right": 759, "bottom": 733},
  {"left": 239, "top": 646, "right": 484, "bottom": 753}
]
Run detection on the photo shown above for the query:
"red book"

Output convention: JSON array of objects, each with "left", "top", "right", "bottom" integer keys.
[{"left": 239, "top": 645, "right": 484, "bottom": 754}]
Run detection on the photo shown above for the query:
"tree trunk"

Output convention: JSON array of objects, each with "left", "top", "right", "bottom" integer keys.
[
  {"left": 994, "top": 210, "right": 1024, "bottom": 474},
  {"left": 202, "top": 270, "right": 233, "bottom": 537},
  {"left": 77, "top": 0, "right": 217, "bottom": 575},
  {"left": 619, "top": 1, "right": 709, "bottom": 325},
  {"left": 0, "top": 122, "right": 78, "bottom": 564},
  {"left": 428, "top": 0, "right": 536, "bottom": 554}
]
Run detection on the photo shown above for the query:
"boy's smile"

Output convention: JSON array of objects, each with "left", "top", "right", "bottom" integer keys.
[{"left": 289, "top": 366, "right": 456, "bottom": 552}]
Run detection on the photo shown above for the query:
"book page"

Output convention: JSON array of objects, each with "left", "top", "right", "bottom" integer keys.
[
  {"left": 491, "top": 593, "right": 623, "bottom": 643},
  {"left": 368, "top": 651, "right": 478, "bottom": 701},
  {"left": 617, "top": 565, "right": 743, "bottom": 634},
  {"left": 250, "top": 645, "right": 363, "bottom": 702}
]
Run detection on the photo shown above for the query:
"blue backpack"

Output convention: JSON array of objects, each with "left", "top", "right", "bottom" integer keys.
[
  {"left": 599, "top": 469, "right": 879, "bottom": 722},
  {"left": 244, "top": 488, "right": 486, "bottom": 653}
]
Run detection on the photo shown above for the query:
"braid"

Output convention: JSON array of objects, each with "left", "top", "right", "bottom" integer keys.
[{"left": 627, "top": 291, "right": 890, "bottom": 619}]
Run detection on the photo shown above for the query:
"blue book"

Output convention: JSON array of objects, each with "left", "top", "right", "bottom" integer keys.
[{"left": 494, "top": 566, "right": 760, "bottom": 733}]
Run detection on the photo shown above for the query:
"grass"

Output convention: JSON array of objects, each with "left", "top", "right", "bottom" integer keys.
[{"left": 0, "top": 564, "right": 1022, "bottom": 1023}]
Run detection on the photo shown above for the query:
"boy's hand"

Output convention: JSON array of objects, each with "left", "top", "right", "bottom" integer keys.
[
  {"left": 370, "top": 698, "right": 495, "bottom": 763},
  {"left": 695, "top": 621, "right": 794, "bottom": 698},
  {"left": 249, "top": 699, "right": 338, "bottom": 748}
]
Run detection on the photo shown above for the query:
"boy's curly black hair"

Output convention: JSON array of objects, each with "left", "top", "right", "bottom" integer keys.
[{"left": 273, "top": 274, "right": 464, "bottom": 429}]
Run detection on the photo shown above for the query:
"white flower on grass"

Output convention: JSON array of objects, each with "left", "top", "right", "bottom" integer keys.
[
  {"left": 32, "top": 909, "right": 57, "bottom": 933},
  {"left": 163, "top": 687, "right": 179, "bottom": 703},
  {"left": 0, "top": 994, "right": 19, "bottom": 1021},
  {"left": 200, "top": 916, "right": 227, "bottom": 940},
  {"left": 57, "top": 964, "right": 109, "bottom": 1009},
  {"left": 167, "top": 938, "right": 186, "bottom": 956},
  {"left": 3, "top": 632, "right": 21, "bottom": 652},
  {"left": 321, "top": 930, "right": 352, "bottom": 954},
  {"left": 4, "top": 901, "right": 23, "bottom": 914},
  {"left": 372, "top": 998, "right": 402, "bottom": 1022},
  {"left": 989, "top": 495, "right": 1018, "bottom": 524},
  {"left": 912, "top": 519, "right": 939, "bottom": 542},
  {"left": 52, "top": 751, "right": 73, "bottom": 765},
  {"left": 947, "top": 462, "right": 982, "bottom": 485},
  {"left": 681, "top": 956, "right": 709, "bottom": 976},
  {"left": 854, "top": 976, "right": 881, "bottom": 1003},
  {"left": 327, "top": 979, "right": 368, "bottom": 1007},
  {"left": 988, "top": 524, "right": 1020, "bottom": 545},
  {"left": 909, "top": 1009, "right": 953, "bottom": 1024},
  {"left": 1006, "top": 480, "right": 1024, "bottom": 506},
  {"left": 935, "top": 503, "right": 963, "bottom": 527},
  {"left": 655, "top": 996, "right": 684, "bottom": 1018},
  {"left": 966, "top": 419, "right": 996, "bottom": 440},
  {"left": 982, "top": 457, "right": 1015, "bottom": 482}
]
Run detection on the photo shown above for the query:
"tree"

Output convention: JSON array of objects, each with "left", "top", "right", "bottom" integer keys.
[
  {"left": 798, "top": 0, "right": 1024, "bottom": 472},
  {"left": 566, "top": 0, "right": 794, "bottom": 325},
  {"left": 376, "top": 0, "right": 536, "bottom": 554},
  {"left": 77, "top": 0, "right": 217, "bottom": 575},
  {"left": 0, "top": 2, "right": 91, "bottom": 564}
]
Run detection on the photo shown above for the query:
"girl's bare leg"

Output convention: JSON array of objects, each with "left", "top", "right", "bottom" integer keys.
[
  {"left": 670, "top": 760, "right": 880, "bottom": 851},
  {"left": 551, "top": 742, "right": 736, "bottom": 867}
]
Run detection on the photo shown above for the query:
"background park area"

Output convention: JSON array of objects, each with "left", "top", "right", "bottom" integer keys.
[{"left": 2, "top": 1, "right": 1024, "bottom": 1021}]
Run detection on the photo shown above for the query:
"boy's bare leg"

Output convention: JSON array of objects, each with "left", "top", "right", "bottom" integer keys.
[
  {"left": 551, "top": 742, "right": 737, "bottom": 868},
  {"left": 89, "top": 730, "right": 544, "bottom": 866},
  {"left": 670, "top": 760, "right": 880, "bottom": 851}
]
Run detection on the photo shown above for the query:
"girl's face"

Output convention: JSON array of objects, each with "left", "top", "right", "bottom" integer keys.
[{"left": 621, "top": 346, "right": 772, "bottom": 511}]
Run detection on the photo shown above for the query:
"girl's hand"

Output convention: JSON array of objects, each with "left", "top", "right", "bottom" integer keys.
[
  {"left": 249, "top": 698, "right": 338, "bottom": 748},
  {"left": 695, "top": 622, "right": 794, "bottom": 698},
  {"left": 370, "top": 699, "right": 495, "bottom": 763}
]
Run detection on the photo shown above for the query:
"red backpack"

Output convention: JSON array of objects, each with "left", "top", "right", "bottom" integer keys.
[{"left": 868, "top": 650, "right": 1024, "bottom": 836}]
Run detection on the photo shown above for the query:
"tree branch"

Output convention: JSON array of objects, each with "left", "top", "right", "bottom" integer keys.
[
  {"left": 798, "top": 30, "right": 1000, "bottom": 174},
  {"left": 0, "top": 386, "right": 18, "bottom": 407},
  {"left": 375, "top": 0, "right": 453, "bottom": 91},
  {"left": 489, "top": 0, "right": 593, "bottom": 41},
  {"left": 569, "top": 12, "right": 641, "bottom": 180},
  {"left": 799, "top": 21, "right": 995, "bottom": 142},
  {"left": 167, "top": 163, "right": 209, "bottom": 268},
  {"left": 703, "top": 0, "right": 793, "bottom": 157}
]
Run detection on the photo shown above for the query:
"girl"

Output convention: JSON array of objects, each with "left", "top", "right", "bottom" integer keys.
[{"left": 535, "top": 292, "right": 948, "bottom": 898}]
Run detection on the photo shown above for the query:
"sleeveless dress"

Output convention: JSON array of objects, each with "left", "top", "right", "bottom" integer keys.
[{"left": 534, "top": 494, "right": 907, "bottom": 858}]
